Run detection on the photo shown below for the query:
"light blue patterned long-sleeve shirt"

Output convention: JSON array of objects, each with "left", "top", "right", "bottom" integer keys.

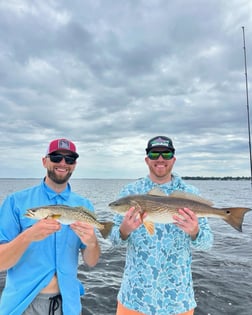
[{"left": 110, "top": 173, "right": 213, "bottom": 315}]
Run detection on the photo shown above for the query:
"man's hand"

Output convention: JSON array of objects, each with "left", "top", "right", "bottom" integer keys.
[
  {"left": 70, "top": 221, "right": 98, "bottom": 247},
  {"left": 71, "top": 221, "right": 100, "bottom": 267},
  {"left": 27, "top": 218, "right": 61, "bottom": 242},
  {"left": 119, "top": 207, "right": 146, "bottom": 240},
  {"left": 173, "top": 208, "right": 199, "bottom": 240}
]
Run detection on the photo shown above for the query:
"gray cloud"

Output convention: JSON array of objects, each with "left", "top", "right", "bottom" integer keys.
[{"left": 0, "top": 0, "right": 252, "bottom": 178}]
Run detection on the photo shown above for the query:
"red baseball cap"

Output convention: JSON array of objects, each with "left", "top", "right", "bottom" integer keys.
[{"left": 46, "top": 138, "right": 79, "bottom": 158}]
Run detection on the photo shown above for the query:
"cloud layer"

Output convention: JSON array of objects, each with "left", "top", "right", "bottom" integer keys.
[{"left": 1, "top": 0, "right": 252, "bottom": 178}]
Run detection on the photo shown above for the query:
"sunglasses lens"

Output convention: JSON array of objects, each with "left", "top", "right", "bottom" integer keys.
[
  {"left": 48, "top": 154, "right": 76, "bottom": 165},
  {"left": 161, "top": 152, "right": 174, "bottom": 160},
  {"left": 49, "top": 155, "right": 63, "bottom": 163},
  {"left": 148, "top": 152, "right": 160, "bottom": 160},
  {"left": 64, "top": 156, "right": 76, "bottom": 164},
  {"left": 148, "top": 151, "right": 174, "bottom": 160}
]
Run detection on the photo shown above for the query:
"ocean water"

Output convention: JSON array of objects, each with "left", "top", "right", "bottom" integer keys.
[{"left": 0, "top": 178, "right": 252, "bottom": 315}]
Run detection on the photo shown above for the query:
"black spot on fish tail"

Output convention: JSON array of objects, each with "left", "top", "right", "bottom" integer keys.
[{"left": 222, "top": 207, "right": 251, "bottom": 232}]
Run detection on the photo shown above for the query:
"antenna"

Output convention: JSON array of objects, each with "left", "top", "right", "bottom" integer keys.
[{"left": 242, "top": 26, "right": 252, "bottom": 186}]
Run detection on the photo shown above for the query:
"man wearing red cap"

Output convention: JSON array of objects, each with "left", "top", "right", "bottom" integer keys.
[{"left": 0, "top": 138, "right": 100, "bottom": 315}]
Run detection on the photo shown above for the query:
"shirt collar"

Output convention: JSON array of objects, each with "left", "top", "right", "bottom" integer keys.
[{"left": 41, "top": 179, "right": 72, "bottom": 201}]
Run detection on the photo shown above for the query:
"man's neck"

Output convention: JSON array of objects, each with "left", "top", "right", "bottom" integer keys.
[
  {"left": 44, "top": 177, "right": 68, "bottom": 193},
  {"left": 149, "top": 173, "right": 172, "bottom": 185}
]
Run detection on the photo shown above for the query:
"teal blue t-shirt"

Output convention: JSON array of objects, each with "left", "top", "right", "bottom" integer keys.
[
  {"left": 110, "top": 173, "right": 214, "bottom": 315},
  {"left": 0, "top": 180, "right": 94, "bottom": 315}
]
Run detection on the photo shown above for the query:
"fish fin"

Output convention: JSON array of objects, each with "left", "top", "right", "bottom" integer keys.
[
  {"left": 169, "top": 191, "right": 213, "bottom": 206},
  {"left": 143, "top": 221, "right": 155, "bottom": 235},
  {"left": 148, "top": 188, "right": 213, "bottom": 206},
  {"left": 221, "top": 207, "right": 251, "bottom": 232},
  {"left": 50, "top": 214, "right": 62, "bottom": 220},
  {"left": 99, "top": 221, "right": 114, "bottom": 239},
  {"left": 148, "top": 188, "right": 167, "bottom": 196}
]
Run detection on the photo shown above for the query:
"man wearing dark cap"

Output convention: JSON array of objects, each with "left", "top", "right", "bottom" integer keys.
[
  {"left": 110, "top": 136, "right": 213, "bottom": 315},
  {"left": 0, "top": 138, "right": 100, "bottom": 315}
]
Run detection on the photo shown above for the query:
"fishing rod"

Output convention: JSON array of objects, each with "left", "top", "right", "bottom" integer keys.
[{"left": 242, "top": 26, "right": 252, "bottom": 187}]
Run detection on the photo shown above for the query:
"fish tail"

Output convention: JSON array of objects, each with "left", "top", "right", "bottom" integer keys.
[
  {"left": 99, "top": 221, "right": 114, "bottom": 238},
  {"left": 222, "top": 207, "right": 251, "bottom": 232}
]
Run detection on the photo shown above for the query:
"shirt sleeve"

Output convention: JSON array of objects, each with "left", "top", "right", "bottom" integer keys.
[
  {"left": 110, "top": 213, "right": 130, "bottom": 246},
  {"left": 190, "top": 217, "right": 214, "bottom": 250},
  {"left": 0, "top": 195, "right": 21, "bottom": 243}
]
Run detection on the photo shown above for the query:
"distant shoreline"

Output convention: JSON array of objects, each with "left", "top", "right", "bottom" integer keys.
[
  {"left": 182, "top": 176, "right": 251, "bottom": 180},
  {"left": 0, "top": 177, "right": 251, "bottom": 181}
]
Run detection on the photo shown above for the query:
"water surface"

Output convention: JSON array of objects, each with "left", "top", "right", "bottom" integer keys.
[{"left": 0, "top": 179, "right": 251, "bottom": 315}]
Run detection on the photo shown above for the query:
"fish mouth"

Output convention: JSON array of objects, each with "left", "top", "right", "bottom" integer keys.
[
  {"left": 108, "top": 202, "right": 116, "bottom": 207},
  {"left": 25, "top": 210, "right": 35, "bottom": 218}
]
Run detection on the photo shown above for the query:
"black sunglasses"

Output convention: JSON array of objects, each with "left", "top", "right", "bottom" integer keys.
[
  {"left": 147, "top": 151, "right": 174, "bottom": 160},
  {"left": 47, "top": 153, "right": 77, "bottom": 165}
]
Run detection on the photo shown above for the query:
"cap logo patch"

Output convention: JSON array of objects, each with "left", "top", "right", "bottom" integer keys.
[
  {"left": 146, "top": 135, "right": 175, "bottom": 153},
  {"left": 58, "top": 139, "right": 71, "bottom": 150},
  {"left": 150, "top": 137, "right": 170, "bottom": 147}
]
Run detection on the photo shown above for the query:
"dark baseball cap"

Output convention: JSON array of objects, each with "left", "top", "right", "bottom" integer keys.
[{"left": 146, "top": 136, "right": 175, "bottom": 153}]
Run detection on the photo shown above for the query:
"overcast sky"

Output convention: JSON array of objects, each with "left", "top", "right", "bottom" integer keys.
[{"left": 1, "top": 0, "right": 252, "bottom": 179}]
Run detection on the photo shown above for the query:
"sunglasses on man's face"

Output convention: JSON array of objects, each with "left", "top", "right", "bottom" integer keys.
[
  {"left": 147, "top": 151, "right": 174, "bottom": 160},
  {"left": 47, "top": 153, "right": 77, "bottom": 165}
]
